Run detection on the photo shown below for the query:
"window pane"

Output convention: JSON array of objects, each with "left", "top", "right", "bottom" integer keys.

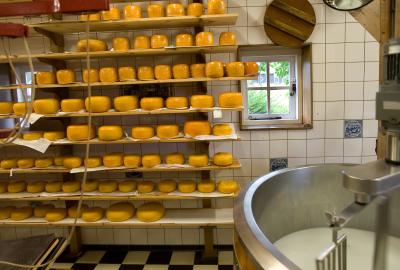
[
  {"left": 270, "top": 61, "right": 290, "bottom": 87},
  {"left": 270, "top": 90, "right": 290, "bottom": 114},
  {"left": 248, "top": 90, "right": 267, "bottom": 114},
  {"left": 247, "top": 62, "right": 267, "bottom": 87}
]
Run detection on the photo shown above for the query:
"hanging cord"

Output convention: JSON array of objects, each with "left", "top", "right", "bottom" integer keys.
[{"left": 0, "top": 20, "right": 92, "bottom": 269}]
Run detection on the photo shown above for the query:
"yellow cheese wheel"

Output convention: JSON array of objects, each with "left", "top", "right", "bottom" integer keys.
[
  {"left": 22, "top": 131, "right": 43, "bottom": 141},
  {"left": 33, "top": 99, "right": 60, "bottom": 114},
  {"left": 148, "top": 4, "right": 165, "bottom": 17},
  {"left": 137, "top": 203, "right": 165, "bottom": 222},
  {"left": 56, "top": 69, "right": 75, "bottom": 85},
  {"left": 8, "top": 181, "right": 26, "bottom": 193},
  {"left": 67, "top": 125, "right": 96, "bottom": 141},
  {"left": 82, "top": 207, "right": 104, "bottom": 222},
  {"left": 84, "top": 157, "right": 102, "bottom": 168},
  {"left": 206, "top": 61, "right": 224, "bottom": 78},
  {"left": 190, "top": 63, "right": 206, "bottom": 78},
  {"left": 178, "top": 180, "right": 196, "bottom": 193},
  {"left": 132, "top": 126, "right": 154, "bottom": 139},
  {"left": 173, "top": 64, "right": 190, "bottom": 79},
  {"left": 134, "top": 35, "right": 150, "bottom": 50},
  {"left": 165, "top": 152, "right": 184, "bottom": 165},
  {"left": 81, "top": 179, "right": 99, "bottom": 192},
  {"left": 35, "top": 158, "right": 53, "bottom": 168},
  {"left": 11, "top": 207, "right": 33, "bottom": 221},
  {"left": 188, "top": 154, "right": 209, "bottom": 167},
  {"left": 103, "top": 153, "right": 124, "bottom": 168},
  {"left": 112, "top": 37, "right": 130, "bottom": 51},
  {"left": 0, "top": 206, "right": 15, "bottom": 220},
  {"left": 63, "top": 180, "right": 81, "bottom": 193},
  {"left": 36, "top": 71, "right": 56, "bottom": 84},
  {"left": 166, "top": 3, "right": 185, "bottom": 16},
  {"left": 27, "top": 181, "right": 46, "bottom": 193},
  {"left": 43, "top": 131, "right": 65, "bottom": 141},
  {"left": 142, "top": 154, "right": 161, "bottom": 168},
  {"left": 244, "top": 62, "right": 259, "bottom": 76},
  {"left": 226, "top": 62, "right": 245, "bottom": 77},
  {"left": 34, "top": 204, "right": 54, "bottom": 217},
  {"left": 217, "top": 180, "right": 239, "bottom": 194},
  {"left": 156, "top": 125, "right": 179, "bottom": 139},
  {"left": 106, "top": 202, "right": 135, "bottom": 222},
  {"left": 101, "top": 7, "right": 120, "bottom": 20},
  {"left": 213, "top": 152, "right": 233, "bottom": 166},
  {"left": 184, "top": 120, "right": 212, "bottom": 137},
  {"left": 166, "top": 97, "right": 188, "bottom": 109},
  {"left": 76, "top": 39, "right": 107, "bottom": 52},
  {"left": 118, "top": 67, "right": 136, "bottom": 81},
  {"left": 213, "top": 124, "right": 233, "bottom": 136},
  {"left": 0, "top": 102, "right": 13, "bottom": 114},
  {"left": 45, "top": 208, "right": 67, "bottom": 222},
  {"left": 63, "top": 157, "right": 82, "bottom": 169},
  {"left": 45, "top": 181, "right": 62, "bottom": 193},
  {"left": 208, "top": 0, "right": 226, "bottom": 14},
  {"left": 98, "top": 125, "right": 124, "bottom": 141},
  {"left": 114, "top": 96, "right": 138, "bottom": 112},
  {"left": 151, "top": 34, "right": 169, "bottom": 49},
  {"left": 154, "top": 65, "right": 172, "bottom": 80},
  {"left": 68, "top": 204, "right": 88, "bottom": 218},
  {"left": 198, "top": 179, "right": 216, "bottom": 193},
  {"left": 157, "top": 179, "right": 177, "bottom": 193},
  {"left": 0, "top": 182, "right": 7, "bottom": 193},
  {"left": 61, "top": 99, "right": 84, "bottom": 112},
  {"left": 196, "top": 32, "right": 214, "bottom": 46},
  {"left": 188, "top": 3, "right": 204, "bottom": 16},
  {"left": 124, "top": 5, "right": 141, "bottom": 20},
  {"left": 83, "top": 69, "right": 100, "bottom": 83},
  {"left": 219, "top": 32, "right": 236, "bottom": 45},
  {"left": 80, "top": 13, "right": 101, "bottom": 21},
  {"left": 99, "top": 180, "right": 118, "bottom": 193},
  {"left": 118, "top": 180, "right": 137, "bottom": 192},
  {"left": 54, "top": 157, "right": 64, "bottom": 166},
  {"left": 1, "top": 159, "right": 17, "bottom": 169},
  {"left": 13, "top": 102, "right": 28, "bottom": 115},
  {"left": 99, "top": 67, "right": 118, "bottom": 83},
  {"left": 218, "top": 92, "right": 243, "bottom": 108},
  {"left": 124, "top": 155, "right": 141, "bottom": 168},
  {"left": 85, "top": 96, "right": 112, "bottom": 113},
  {"left": 140, "top": 97, "right": 163, "bottom": 110},
  {"left": 17, "top": 158, "right": 35, "bottom": 169},
  {"left": 190, "top": 95, "right": 214, "bottom": 108},
  {"left": 175, "top": 34, "right": 194, "bottom": 47},
  {"left": 137, "top": 66, "right": 154, "bottom": 80}
]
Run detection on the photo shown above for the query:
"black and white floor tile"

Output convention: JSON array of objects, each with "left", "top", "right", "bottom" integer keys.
[{"left": 53, "top": 246, "right": 234, "bottom": 270}]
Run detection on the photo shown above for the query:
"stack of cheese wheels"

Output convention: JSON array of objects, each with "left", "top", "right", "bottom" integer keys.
[
  {"left": 34, "top": 204, "right": 54, "bottom": 218},
  {"left": 173, "top": 64, "right": 190, "bottom": 79},
  {"left": 119, "top": 180, "right": 137, "bottom": 192},
  {"left": 83, "top": 69, "right": 100, "bottom": 83},
  {"left": 106, "top": 202, "right": 135, "bottom": 222},
  {"left": 85, "top": 96, "right": 111, "bottom": 113},
  {"left": 8, "top": 181, "right": 26, "bottom": 193},
  {"left": 175, "top": 34, "right": 193, "bottom": 47},
  {"left": 98, "top": 125, "right": 124, "bottom": 141},
  {"left": 178, "top": 179, "right": 196, "bottom": 193},
  {"left": 142, "top": 154, "right": 161, "bottom": 168},
  {"left": 56, "top": 69, "right": 75, "bottom": 84},
  {"left": 22, "top": 131, "right": 43, "bottom": 141},
  {"left": 67, "top": 125, "right": 95, "bottom": 141},
  {"left": 157, "top": 179, "right": 177, "bottom": 193},
  {"left": 226, "top": 62, "right": 245, "bottom": 77},
  {"left": 33, "top": 99, "right": 60, "bottom": 114},
  {"left": 188, "top": 154, "right": 209, "bottom": 167},
  {"left": 27, "top": 181, "right": 46, "bottom": 193},
  {"left": 137, "top": 202, "right": 165, "bottom": 222},
  {"left": 134, "top": 35, "right": 150, "bottom": 49},
  {"left": 0, "top": 182, "right": 7, "bottom": 193},
  {"left": 82, "top": 179, "right": 99, "bottom": 192},
  {"left": 218, "top": 92, "right": 243, "bottom": 108},
  {"left": 198, "top": 179, "right": 216, "bottom": 193},
  {"left": 132, "top": 126, "right": 154, "bottom": 139},
  {"left": 155, "top": 65, "right": 172, "bottom": 80},
  {"left": 137, "top": 66, "right": 154, "bottom": 80},
  {"left": 244, "top": 62, "right": 259, "bottom": 76},
  {"left": 46, "top": 181, "right": 62, "bottom": 193},
  {"left": 138, "top": 180, "right": 155, "bottom": 193},
  {"left": 114, "top": 96, "right": 138, "bottom": 111},
  {"left": 0, "top": 206, "right": 14, "bottom": 220},
  {"left": 151, "top": 34, "right": 168, "bottom": 48},
  {"left": 76, "top": 39, "right": 107, "bottom": 52},
  {"left": 190, "top": 64, "right": 206, "bottom": 78},
  {"left": 188, "top": 3, "right": 203, "bottom": 16},
  {"left": 36, "top": 71, "right": 56, "bottom": 85},
  {"left": 103, "top": 153, "right": 124, "bottom": 168},
  {"left": 217, "top": 179, "right": 239, "bottom": 194},
  {"left": 166, "top": 97, "right": 188, "bottom": 109},
  {"left": 148, "top": 4, "right": 164, "bottom": 17},
  {"left": 82, "top": 207, "right": 104, "bottom": 222},
  {"left": 140, "top": 97, "right": 163, "bottom": 110},
  {"left": 213, "top": 123, "right": 233, "bottom": 136},
  {"left": 213, "top": 152, "right": 233, "bottom": 166},
  {"left": 113, "top": 37, "right": 130, "bottom": 51},
  {"left": 190, "top": 95, "right": 214, "bottom": 108},
  {"left": 124, "top": 5, "right": 141, "bottom": 20},
  {"left": 165, "top": 152, "right": 185, "bottom": 165},
  {"left": 196, "top": 32, "right": 214, "bottom": 46},
  {"left": 184, "top": 120, "right": 211, "bottom": 137},
  {"left": 205, "top": 61, "right": 224, "bottom": 78},
  {"left": 101, "top": 7, "right": 120, "bottom": 20},
  {"left": 1, "top": 159, "right": 17, "bottom": 170},
  {"left": 80, "top": 13, "right": 101, "bottom": 21},
  {"left": 63, "top": 157, "right": 82, "bottom": 169},
  {"left": 99, "top": 180, "right": 118, "bottom": 193},
  {"left": 35, "top": 158, "right": 53, "bottom": 168},
  {"left": 166, "top": 3, "right": 185, "bottom": 16},
  {"left": 45, "top": 208, "right": 67, "bottom": 222},
  {"left": 124, "top": 155, "right": 141, "bottom": 168},
  {"left": 44, "top": 131, "right": 65, "bottom": 141},
  {"left": 17, "top": 158, "right": 34, "bottom": 169},
  {"left": 68, "top": 204, "right": 89, "bottom": 218},
  {"left": 156, "top": 124, "right": 179, "bottom": 139},
  {"left": 118, "top": 67, "right": 136, "bottom": 81},
  {"left": 11, "top": 206, "right": 33, "bottom": 221},
  {"left": 100, "top": 67, "right": 118, "bottom": 83},
  {"left": 0, "top": 102, "right": 13, "bottom": 114},
  {"left": 13, "top": 102, "right": 29, "bottom": 115},
  {"left": 208, "top": 0, "right": 226, "bottom": 14},
  {"left": 219, "top": 32, "right": 236, "bottom": 45}
]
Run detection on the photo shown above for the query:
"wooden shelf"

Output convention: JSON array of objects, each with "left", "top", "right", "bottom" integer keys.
[
  {"left": 0, "top": 46, "right": 238, "bottom": 64},
  {"left": 0, "top": 76, "right": 255, "bottom": 90},
  {"left": 0, "top": 160, "right": 241, "bottom": 174},
  {"left": 0, "top": 107, "right": 244, "bottom": 119},
  {"left": 0, "top": 208, "right": 233, "bottom": 228},
  {"left": 28, "top": 14, "right": 238, "bottom": 34}
]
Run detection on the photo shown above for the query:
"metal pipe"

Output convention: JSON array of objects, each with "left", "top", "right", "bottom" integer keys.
[{"left": 372, "top": 197, "right": 390, "bottom": 270}]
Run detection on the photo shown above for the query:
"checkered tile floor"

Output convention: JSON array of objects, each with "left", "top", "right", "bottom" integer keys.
[{"left": 53, "top": 246, "right": 234, "bottom": 270}]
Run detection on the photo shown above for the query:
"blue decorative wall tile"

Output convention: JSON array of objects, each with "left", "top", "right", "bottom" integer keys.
[
  {"left": 270, "top": 158, "right": 288, "bottom": 172},
  {"left": 344, "top": 120, "right": 363, "bottom": 138}
]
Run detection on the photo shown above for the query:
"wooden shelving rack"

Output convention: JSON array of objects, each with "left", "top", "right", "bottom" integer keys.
[{"left": 0, "top": 5, "right": 247, "bottom": 257}]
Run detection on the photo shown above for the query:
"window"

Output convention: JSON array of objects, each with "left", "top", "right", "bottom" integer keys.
[{"left": 239, "top": 45, "right": 313, "bottom": 130}]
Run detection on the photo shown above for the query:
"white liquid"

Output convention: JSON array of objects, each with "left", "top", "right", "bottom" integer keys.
[{"left": 274, "top": 228, "right": 400, "bottom": 270}]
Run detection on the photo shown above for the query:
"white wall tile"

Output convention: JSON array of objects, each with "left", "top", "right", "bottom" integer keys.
[
  {"left": 363, "top": 120, "right": 378, "bottom": 138},
  {"left": 313, "top": 83, "right": 326, "bottom": 101},
  {"left": 307, "top": 139, "right": 325, "bottom": 157},
  {"left": 247, "top": 6, "right": 266, "bottom": 26},
  {"left": 345, "top": 43, "right": 364, "bottom": 62},
  {"left": 364, "top": 62, "right": 379, "bottom": 81},
  {"left": 288, "top": 158, "right": 307, "bottom": 167},
  {"left": 325, "top": 139, "right": 344, "bottom": 156},
  {"left": 345, "top": 82, "right": 363, "bottom": 100},
  {"left": 251, "top": 141, "right": 269, "bottom": 158},
  {"left": 326, "top": 24, "right": 345, "bottom": 43},
  {"left": 345, "top": 101, "right": 364, "bottom": 119},
  {"left": 345, "top": 23, "right": 365, "bottom": 42},
  {"left": 362, "top": 138, "right": 377, "bottom": 156},
  {"left": 325, "top": 7, "right": 345, "bottom": 23},
  {"left": 345, "top": 62, "right": 364, "bottom": 81},
  {"left": 344, "top": 138, "right": 362, "bottom": 156},
  {"left": 326, "top": 43, "right": 344, "bottom": 63},
  {"left": 288, "top": 140, "right": 307, "bottom": 158},
  {"left": 269, "top": 140, "right": 288, "bottom": 158},
  {"left": 326, "top": 101, "right": 344, "bottom": 120},
  {"left": 251, "top": 158, "right": 269, "bottom": 177},
  {"left": 364, "top": 81, "right": 379, "bottom": 100},
  {"left": 307, "top": 121, "right": 325, "bottom": 139},
  {"left": 365, "top": 42, "right": 379, "bottom": 61},
  {"left": 313, "top": 102, "right": 326, "bottom": 120},
  {"left": 326, "top": 82, "right": 344, "bottom": 101},
  {"left": 363, "top": 101, "right": 376, "bottom": 119},
  {"left": 313, "top": 64, "right": 326, "bottom": 82},
  {"left": 326, "top": 63, "right": 344, "bottom": 82},
  {"left": 313, "top": 44, "right": 326, "bottom": 63},
  {"left": 309, "top": 24, "right": 326, "bottom": 43},
  {"left": 325, "top": 120, "right": 344, "bottom": 138}
]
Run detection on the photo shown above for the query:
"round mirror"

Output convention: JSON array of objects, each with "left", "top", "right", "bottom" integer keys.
[{"left": 323, "top": 0, "right": 374, "bottom": 11}]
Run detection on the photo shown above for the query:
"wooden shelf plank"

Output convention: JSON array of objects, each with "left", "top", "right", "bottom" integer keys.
[
  {"left": 0, "top": 76, "right": 255, "bottom": 90},
  {"left": 0, "top": 107, "right": 244, "bottom": 119},
  {"left": 0, "top": 159, "right": 241, "bottom": 174},
  {"left": 0, "top": 208, "right": 233, "bottom": 228},
  {"left": 27, "top": 14, "right": 238, "bottom": 34},
  {"left": 0, "top": 45, "right": 238, "bottom": 64}
]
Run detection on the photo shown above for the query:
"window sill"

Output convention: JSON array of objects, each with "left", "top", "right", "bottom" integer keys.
[{"left": 240, "top": 123, "right": 312, "bottom": 131}]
